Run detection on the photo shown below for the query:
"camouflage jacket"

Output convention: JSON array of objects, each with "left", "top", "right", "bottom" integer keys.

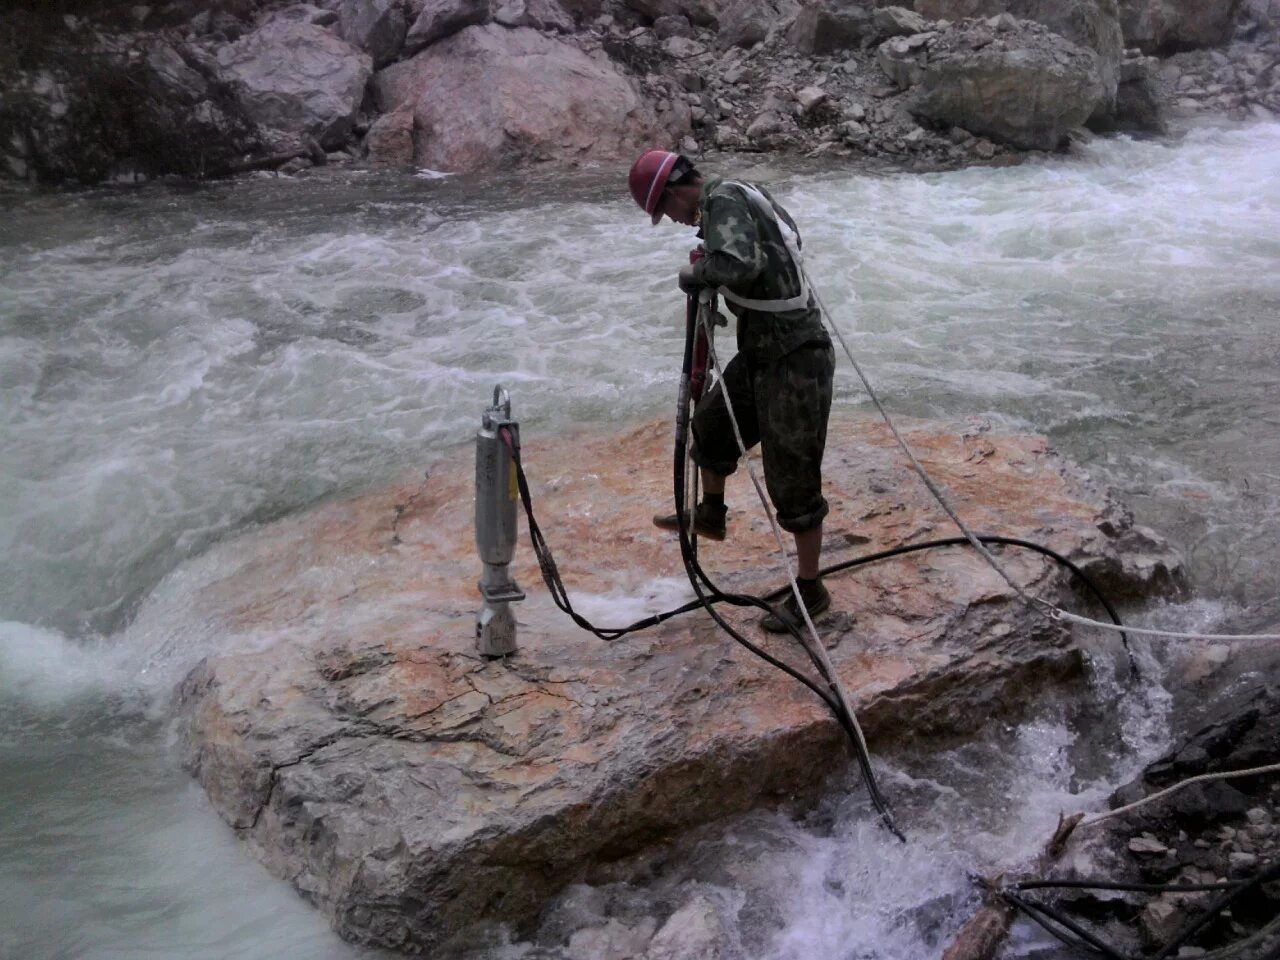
[{"left": 689, "top": 176, "right": 830, "bottom": 359}]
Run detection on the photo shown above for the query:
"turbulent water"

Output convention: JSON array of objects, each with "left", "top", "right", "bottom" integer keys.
[{"left": 2, "top": 121, "right": 1278, "bottom": 959}]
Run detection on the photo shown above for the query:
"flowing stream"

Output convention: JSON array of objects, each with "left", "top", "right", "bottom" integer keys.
[{"left": 2, "top": 121, "right": 1278, "bottom": 959}]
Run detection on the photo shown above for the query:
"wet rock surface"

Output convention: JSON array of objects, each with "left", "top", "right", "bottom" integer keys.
[{"left": 176, "top": 415, "right": 1182, "bottom": 953}]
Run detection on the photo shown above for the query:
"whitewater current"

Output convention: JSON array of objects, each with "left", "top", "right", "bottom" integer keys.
[{"left": 1, "top": 121, "right": 1278, "bottom": 959}]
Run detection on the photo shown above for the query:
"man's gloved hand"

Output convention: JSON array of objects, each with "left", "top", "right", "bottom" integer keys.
[{"left": 677, "top": 264, "right": 705, "bottom": 297}]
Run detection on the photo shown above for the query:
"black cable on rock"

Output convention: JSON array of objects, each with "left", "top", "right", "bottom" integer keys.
[{"left": 998, "top": 857, "right": 1280, "bottom": 960}]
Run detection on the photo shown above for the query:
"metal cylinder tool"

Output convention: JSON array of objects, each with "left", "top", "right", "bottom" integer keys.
[{"left": 475, "top": 385, "right": 525, "bottom": 657}]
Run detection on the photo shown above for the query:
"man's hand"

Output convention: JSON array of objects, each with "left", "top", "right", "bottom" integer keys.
[{"left": 677, "top": 264, "right": 705, "bottom": 297}]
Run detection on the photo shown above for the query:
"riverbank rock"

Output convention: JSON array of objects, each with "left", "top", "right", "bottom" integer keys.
[
  {"left": 914, "top": 0, "right": 1124, "bottom": 113},
  {"left": 373, "top": 23, "right": 674, "bottom": 171},
  {"left": 323, "top": 0, "right": 408, "bottom": 67},
  {"left": 0, "top": 0, "right": 1269, "bottom": 184},
  {"left": 903, "top": 17, "right": 1108, "bottom": 150},
  {"left": 216, "top": 16, "right": 373, "bottom": 148},
  {"left": 1119, "top": 0, "right": 1242, "bottom": 54},
  {"left": 177, "top": 415, "right": 1182, "bottom": 953}
]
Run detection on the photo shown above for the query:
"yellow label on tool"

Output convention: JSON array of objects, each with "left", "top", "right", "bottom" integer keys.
[{"left": 508, "top": 456, "right": 517, "bottom": 501}]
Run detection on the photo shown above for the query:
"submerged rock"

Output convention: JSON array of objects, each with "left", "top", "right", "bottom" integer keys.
[{"left": 177, "top": 415, "right": 1181, "bottom": 953}]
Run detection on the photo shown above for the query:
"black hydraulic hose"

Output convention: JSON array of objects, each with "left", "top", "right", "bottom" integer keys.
[
  {"left": 1015, "top": 877, "right": 1246, "bottom": 894},
  {"left": 1000, "top": 858, "right": 1280, "bottom": 960},
  {"left": 1000, "top": 890, "right": 1128, "bottom": 958},
  {"left": 1152, "top": 858, "right": 1280, "bottom": 960},
  {"left": 792, "top": 535, "right": 1137, "bottom": 675}
]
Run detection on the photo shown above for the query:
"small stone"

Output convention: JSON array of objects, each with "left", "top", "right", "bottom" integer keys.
[
  {"left": 746, "top": 111, "right": 787, "bottom": 139},
  {"left": 684, "top": 71, "right": 707, "bottom": 92},
  {"left": 1247, "top": 807, "right": 1270, "bottom": 824},
  {"left": 844, "top": 101, "right": 866, "bottom": 121},
  {"left": 989, "top": 13, "right": 1018, "bottom": 32},
  {"left": 837, "top": 120, "right": 869, "bottom": 142},
  {"left": 1228, "top": 851, "right": 1258, "bottom": 871},
  {"left": 663, "top": 37, "right": 705, "bottom": 59},
  {"left": 653, "top": 14, "right": 693, "bottom": 40},
  {"left": 278, "top": 156, "right": 314, "bottom": 175},
  {"left": 679, "top": 135, "right": 699, "bottom": 154},
  {"left": 1141, "top": 898, "right": 1181, "bottom": 942},
  {"left": 972, "top": 139, "right": 996, "bottom": 159},
  {"left": 795, "top": 85, "right": 827, "bottom": 113},
  {"left": 1129, "top": 835, "right": 1170, "bottom": 855}
]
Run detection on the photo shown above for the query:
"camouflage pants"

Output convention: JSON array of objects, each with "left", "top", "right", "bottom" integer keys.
[{"left": 690, "top": 342, "right": 835, "bottom": 533}]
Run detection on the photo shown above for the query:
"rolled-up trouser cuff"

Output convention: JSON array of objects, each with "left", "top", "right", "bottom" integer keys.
[
  {"left": 777, "top": 497, "right": 829, "bottom": 534},
  {"left": 688, "top": 432, "right": 740, "bottom": 478}
]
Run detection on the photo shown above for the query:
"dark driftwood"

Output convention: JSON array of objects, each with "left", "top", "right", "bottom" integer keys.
[{"left": 941, "top": 813, "right": 1083, "bottom": 960}]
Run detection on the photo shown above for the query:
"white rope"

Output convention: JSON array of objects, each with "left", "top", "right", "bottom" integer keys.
[
  {"left": 808, "top": 281, "right": 1280, "bottom": 644},
  {"left": 694, "top": 292, "right": 875, "bottom": 765},
  {"left": 1078, "top": 761, "right": 1280, "bottom": 828}
]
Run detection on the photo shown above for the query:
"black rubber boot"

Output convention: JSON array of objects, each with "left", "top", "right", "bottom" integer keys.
[
  {"left": 652, "top": 501, "right": 727, "bottom": 541},
  {"left": 761, "top": 578, "right": 831, "bottom": 633}
]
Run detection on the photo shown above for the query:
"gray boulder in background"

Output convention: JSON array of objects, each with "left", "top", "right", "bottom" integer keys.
[
  {"left": 787, "top": 0, "right": 875, "bottom": 55},
  {"left": 874, "top": 5, "right": 931, "bottom": 38},
  {"left": 906, "top": 18, "right": 1107, "bottom": 150},
  {"left": 373, "top": 24, "right": 678, "bottom": 171},
  {"left": 216, "top": 18, "right": 372, "bottom": 148},
  {"left": 403, "top": 0, "right": 489, "bottom": 53},
  {"left": 913, "top": 0, "right": 1123, "bottom": 112},
  {"left": 1118, "top": 0, "right": 1242, "bottom": 54},
  {"left": 322, "top": 0, "right": 407, "bottom": 67},
  {"left": 716, "top": 0, "right": 779, "bottom": 48},
  {"left": 878, "top": 30, "right": 935, "bottom": 87}
]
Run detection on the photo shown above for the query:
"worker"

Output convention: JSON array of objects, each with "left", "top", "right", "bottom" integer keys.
[{"left": 628, "top": 149, "right": 837, "bottom": 633}]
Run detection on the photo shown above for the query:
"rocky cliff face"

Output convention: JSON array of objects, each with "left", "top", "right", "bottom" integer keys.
[
  {"left": 176, "top": 415, "right": 1182, "bottom": 953},
  {"left": 1, "top": 0, "right": 1277, "bottom": 183}
]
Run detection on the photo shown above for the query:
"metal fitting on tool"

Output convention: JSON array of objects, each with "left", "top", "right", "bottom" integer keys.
[{"left": 475, "top": 385, "right": 525, "bottom": 657}]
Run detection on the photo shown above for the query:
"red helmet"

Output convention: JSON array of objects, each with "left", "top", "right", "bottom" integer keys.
[{"left": 628, "top": 149, "right": 679, "bottom": 225}]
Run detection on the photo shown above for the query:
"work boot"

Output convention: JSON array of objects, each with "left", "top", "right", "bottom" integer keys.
[
  {"left": 761, "top": 578, "right": 831, "bottom": 634},
  {"left": 652, "top": 500, "right": 727, "bottom": 541}
]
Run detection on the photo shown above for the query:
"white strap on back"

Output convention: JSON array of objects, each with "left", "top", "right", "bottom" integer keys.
[{"left": 717, "top": 182, "right": 811, "bottom": 313}]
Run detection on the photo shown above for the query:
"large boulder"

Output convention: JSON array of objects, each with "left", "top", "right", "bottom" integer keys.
[
  {"left": 904, "top": 18, "right": 1107, "bottom": 150},
  {"left": 373, "top": 24, "right": 677, "bottom": 171},
  {"left": 786, "top": 0, "right": 876, "bottom": 54},
  {"left": 323, "top": 0, "right": 407, "bottom": 67},
  {"left": 914, "top": 0, "right": 1123, "bottom": 111},
  {"left": 716, "top": 0, "right": 781, "bottom": 47},
  {"left": 177, "top": 416, "right": 1182, "bottom": 954},
  {"left": 1117, "top": 0, "right": 1242, "bottom": 53},
  {"left": 403, "top": 0, "right": 489, "bottom": 53},
  {"left": 216, "top": 18, "right": 372, "bottom": 148}
]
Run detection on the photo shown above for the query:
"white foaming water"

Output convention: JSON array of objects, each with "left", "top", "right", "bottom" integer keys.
[{"left": 1, "top": 121, "right": 1278, "bottom": 959}]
